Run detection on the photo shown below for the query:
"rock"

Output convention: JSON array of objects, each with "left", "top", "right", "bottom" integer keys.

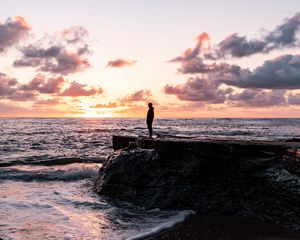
[
  {"left": 112, "top": 136, "right": 137, "bottom": 150},
  {"left": 283, "top": 148, "right": 300, "bottom": 175},
  {"left": 94, "top": 136, "right": 300, "bottom": 232}
]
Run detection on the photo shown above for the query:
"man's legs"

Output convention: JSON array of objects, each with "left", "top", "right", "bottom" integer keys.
[{"left": 147, "top": 121, "right": 153, "bottom": 138}]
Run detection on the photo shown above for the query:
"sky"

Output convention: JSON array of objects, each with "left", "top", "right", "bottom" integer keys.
[{"left": 1, "top": 0, "right": 300, "bottom": 118}]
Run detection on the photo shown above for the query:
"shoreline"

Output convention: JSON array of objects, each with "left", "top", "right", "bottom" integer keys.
[{"left": 146, "top": 214, "right": 300, "bottom": 240}]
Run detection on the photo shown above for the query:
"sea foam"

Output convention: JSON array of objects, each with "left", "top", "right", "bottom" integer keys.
[{"left": 126, "top": 210, "right": 195, "bottom": 240}]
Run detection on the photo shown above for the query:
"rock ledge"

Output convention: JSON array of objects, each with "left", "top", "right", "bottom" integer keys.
[{"left": 94, "top": 136, "right": 300, "bottom": 232}]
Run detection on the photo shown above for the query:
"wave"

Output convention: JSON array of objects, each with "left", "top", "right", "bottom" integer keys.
[
  {"left": 126, "top": 210, "right": 195, "bottom": 240},
  {"left": 0, "top": 157, "right": 105, "bottom": 168},
  {"left": 0, "top": 163, "right": 100, "bottom": 182}
]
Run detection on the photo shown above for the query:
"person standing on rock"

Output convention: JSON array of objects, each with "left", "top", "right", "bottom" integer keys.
[{"left": 147, "top": 103, "right": 154, "bottom": 138}]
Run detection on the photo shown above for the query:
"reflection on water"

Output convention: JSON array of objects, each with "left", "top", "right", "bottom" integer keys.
[
  {"left": 0, "top": 164, "right": 190, "bottom": 240},
  {"left": 0, "top": 118, "right": 300, "bottom": 239},
  {"left": 0, "top": 179, "right": 109, "bottom": 239}
]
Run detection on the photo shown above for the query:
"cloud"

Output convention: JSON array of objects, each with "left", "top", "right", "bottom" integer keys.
[
  {"left": 228, "top": 89, "right": 287, "bottom": 107},
  {"left": 61, "top": 26, "right": 89, "bottom": 44},
  {"left": 170, "top": 32, "right": 210, "bottom": 62},
  {"left": 164, "top": 76, "right": 289, "bottom": 107},
  {"left": 0, "top": 16, "right": 30, "bottom": 52},
  {"left": 90, "top": 102, "right": 118, "bottom": 108},
  {"left": 0, "top": 72, "right": 36, "bottom": 101},
  {"left": 7, "top": 91, "right": 36, "bottom": 101},
  {"left": 164, "top": 77, "right": 232, "bottom": 103},
  {"left": 266, "top": 12, "right": 300, "bottom": 49},
  {"left": 13, "top": 26, "right": 91, "bottom": 75},
  {"left": 171, "top": 12, "right": 300, "bottom": 63},
  {"left": 287, "top": 93, "right": 300, "bottom": 105},
  {"left": 0, "top": 73, "right": 18, "bottom": 95},
  {"left": 214, "top": 34, "right": 267, "bottom": 58},
  {"left": 120, "top": 89, "right": 152, "bottom": 105},
  {"left": 59, "top": 81, "right": 103, "bottom": 97},
  {"left": 165, "top": 14, "right": 300, "bottom": 108},
  {"left": 164, "top": 54, "right": 300, "bottom": 106},
  {"left": 20, "top": 74, "right": 65, "bottom": 94},
  {"left": 222, "top": 55, "right": 300, "bottom": 89},
  {"left": 1, "top": 72, "right": 102, "bottom": 101},
  {"left": 107, "top": 58, "right": 137, "bottom": 68},
  {"left": 176, "top": 57, "right": 243, "bottom": 76},
  {"left": 213, "top": 12, "right": 300, "bottom": 59}
]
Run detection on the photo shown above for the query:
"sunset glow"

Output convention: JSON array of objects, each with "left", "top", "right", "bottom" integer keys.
[{"left": 1, "top": 1, "right": 300, "bottom": 118}]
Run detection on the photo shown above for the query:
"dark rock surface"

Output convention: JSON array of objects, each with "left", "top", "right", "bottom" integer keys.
[
  {"left": 94, "top": 136, "right": 300, "bottom": 232},
  {"left": 112, "top": 136, "right": 137, "bottom": 150}
]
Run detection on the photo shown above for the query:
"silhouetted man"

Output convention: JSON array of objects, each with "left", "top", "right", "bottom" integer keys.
[{"left": 147, "top": 103, "right": 154, "bottom": 138}]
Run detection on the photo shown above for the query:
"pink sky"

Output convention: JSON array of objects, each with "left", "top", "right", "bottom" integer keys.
[{"left": 1, "top": 1, "right": 300, "bottom": 118}]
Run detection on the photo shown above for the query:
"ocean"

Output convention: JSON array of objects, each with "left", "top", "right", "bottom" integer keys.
[{"left": 1, "top": 118, "right": 300, "bottom": 240}]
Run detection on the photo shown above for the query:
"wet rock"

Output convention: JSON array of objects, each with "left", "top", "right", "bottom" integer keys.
[{"left": 95, "top": 136, "right": 300, "bottom": 232}]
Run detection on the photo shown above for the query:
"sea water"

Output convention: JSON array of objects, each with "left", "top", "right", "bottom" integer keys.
[{"left": 0, "top": 118, "right": 300, "bottom": 239}]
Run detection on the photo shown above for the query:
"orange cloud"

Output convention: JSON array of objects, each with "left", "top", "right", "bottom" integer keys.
[
  {"left": 107, "top": 58, "right": 137, "bottom": 68},
  {"left": 0, "top": 73, "right": 36, "bottom": 101},
  {"left": 60, "top": 82, "right": 103, "bottom": 97},
  {"left": 20, "top": 75, "right": 65, "bottom": 94},
  {"left": 119, "top": 89, "right": 152, "bottom": 105}
]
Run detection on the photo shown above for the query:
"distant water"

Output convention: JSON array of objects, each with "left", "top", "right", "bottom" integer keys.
[{"left": 0, "top": 118, "right": 300, "bottom": 239}]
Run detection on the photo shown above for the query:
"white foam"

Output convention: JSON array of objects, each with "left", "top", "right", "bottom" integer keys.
[
  {"left": 1, "top": 163, "right": 100, "bottom": 181},
  {"left": 126, "top": 210, "right": 195, "bottom": 240}
]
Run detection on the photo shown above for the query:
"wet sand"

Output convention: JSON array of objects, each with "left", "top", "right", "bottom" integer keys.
[{"left": 147, "top": 215, "right": 300, "bottom": 240}]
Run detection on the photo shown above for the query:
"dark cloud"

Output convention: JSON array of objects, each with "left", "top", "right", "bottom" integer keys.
[
  {"left": 59, "top": 82, "right": 103, "bottom": 97},
  {"left": 20, "top": 75, "right": 65, "bottom": 94},
  {"left": 164, "top": 76, "right": 288, "bottom": 107},
  {"left": 107, "top": 58, "right": 137, "bottom": 68},
  {"left": 223, "top": 55, "right": 300, "bottom": 89},
  {"left": 215, "top": 34, "right": 267, "bottom": 58},
  {"left": 166, "top": 12, "right": 300, "bottom": 108},
  {"left": 164, "top": 77, "right": 232, "bottom": 103},
  {"left": 266, "top": 12, "right": 300, "bottom": 49},
  {"left": 171, "top": 12, "right": 300, "bottom": 64},
  {"left": 13, "top": 26, "right": 91, "bottom": 75},
  {"left": 228, "top": 89, "right": 287, "bottom": 107},
  {"left": 0, "top": 16, "right": 30, "bottom": 52},
  {"left": 213, "top": 12, "right": 300, "bottom": 59},
  {"left": 90, "top": 102, "right": 118, "bottom": 108},
  {"left": 120, "top": 90, "right": 152, "bottom": 105}
]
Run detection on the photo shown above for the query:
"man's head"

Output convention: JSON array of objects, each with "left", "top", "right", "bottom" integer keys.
[{"left": 148, "top": 103, "right": 153, "bottom": 108}]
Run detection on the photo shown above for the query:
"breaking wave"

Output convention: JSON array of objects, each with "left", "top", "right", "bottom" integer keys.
[{"left": 0, "top": 163, "right": 101, "bottom": 182}]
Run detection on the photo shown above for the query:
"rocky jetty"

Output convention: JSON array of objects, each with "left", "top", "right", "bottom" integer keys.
[{"left": 94, "top": 136, "right": 300, "bottom": 232}]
